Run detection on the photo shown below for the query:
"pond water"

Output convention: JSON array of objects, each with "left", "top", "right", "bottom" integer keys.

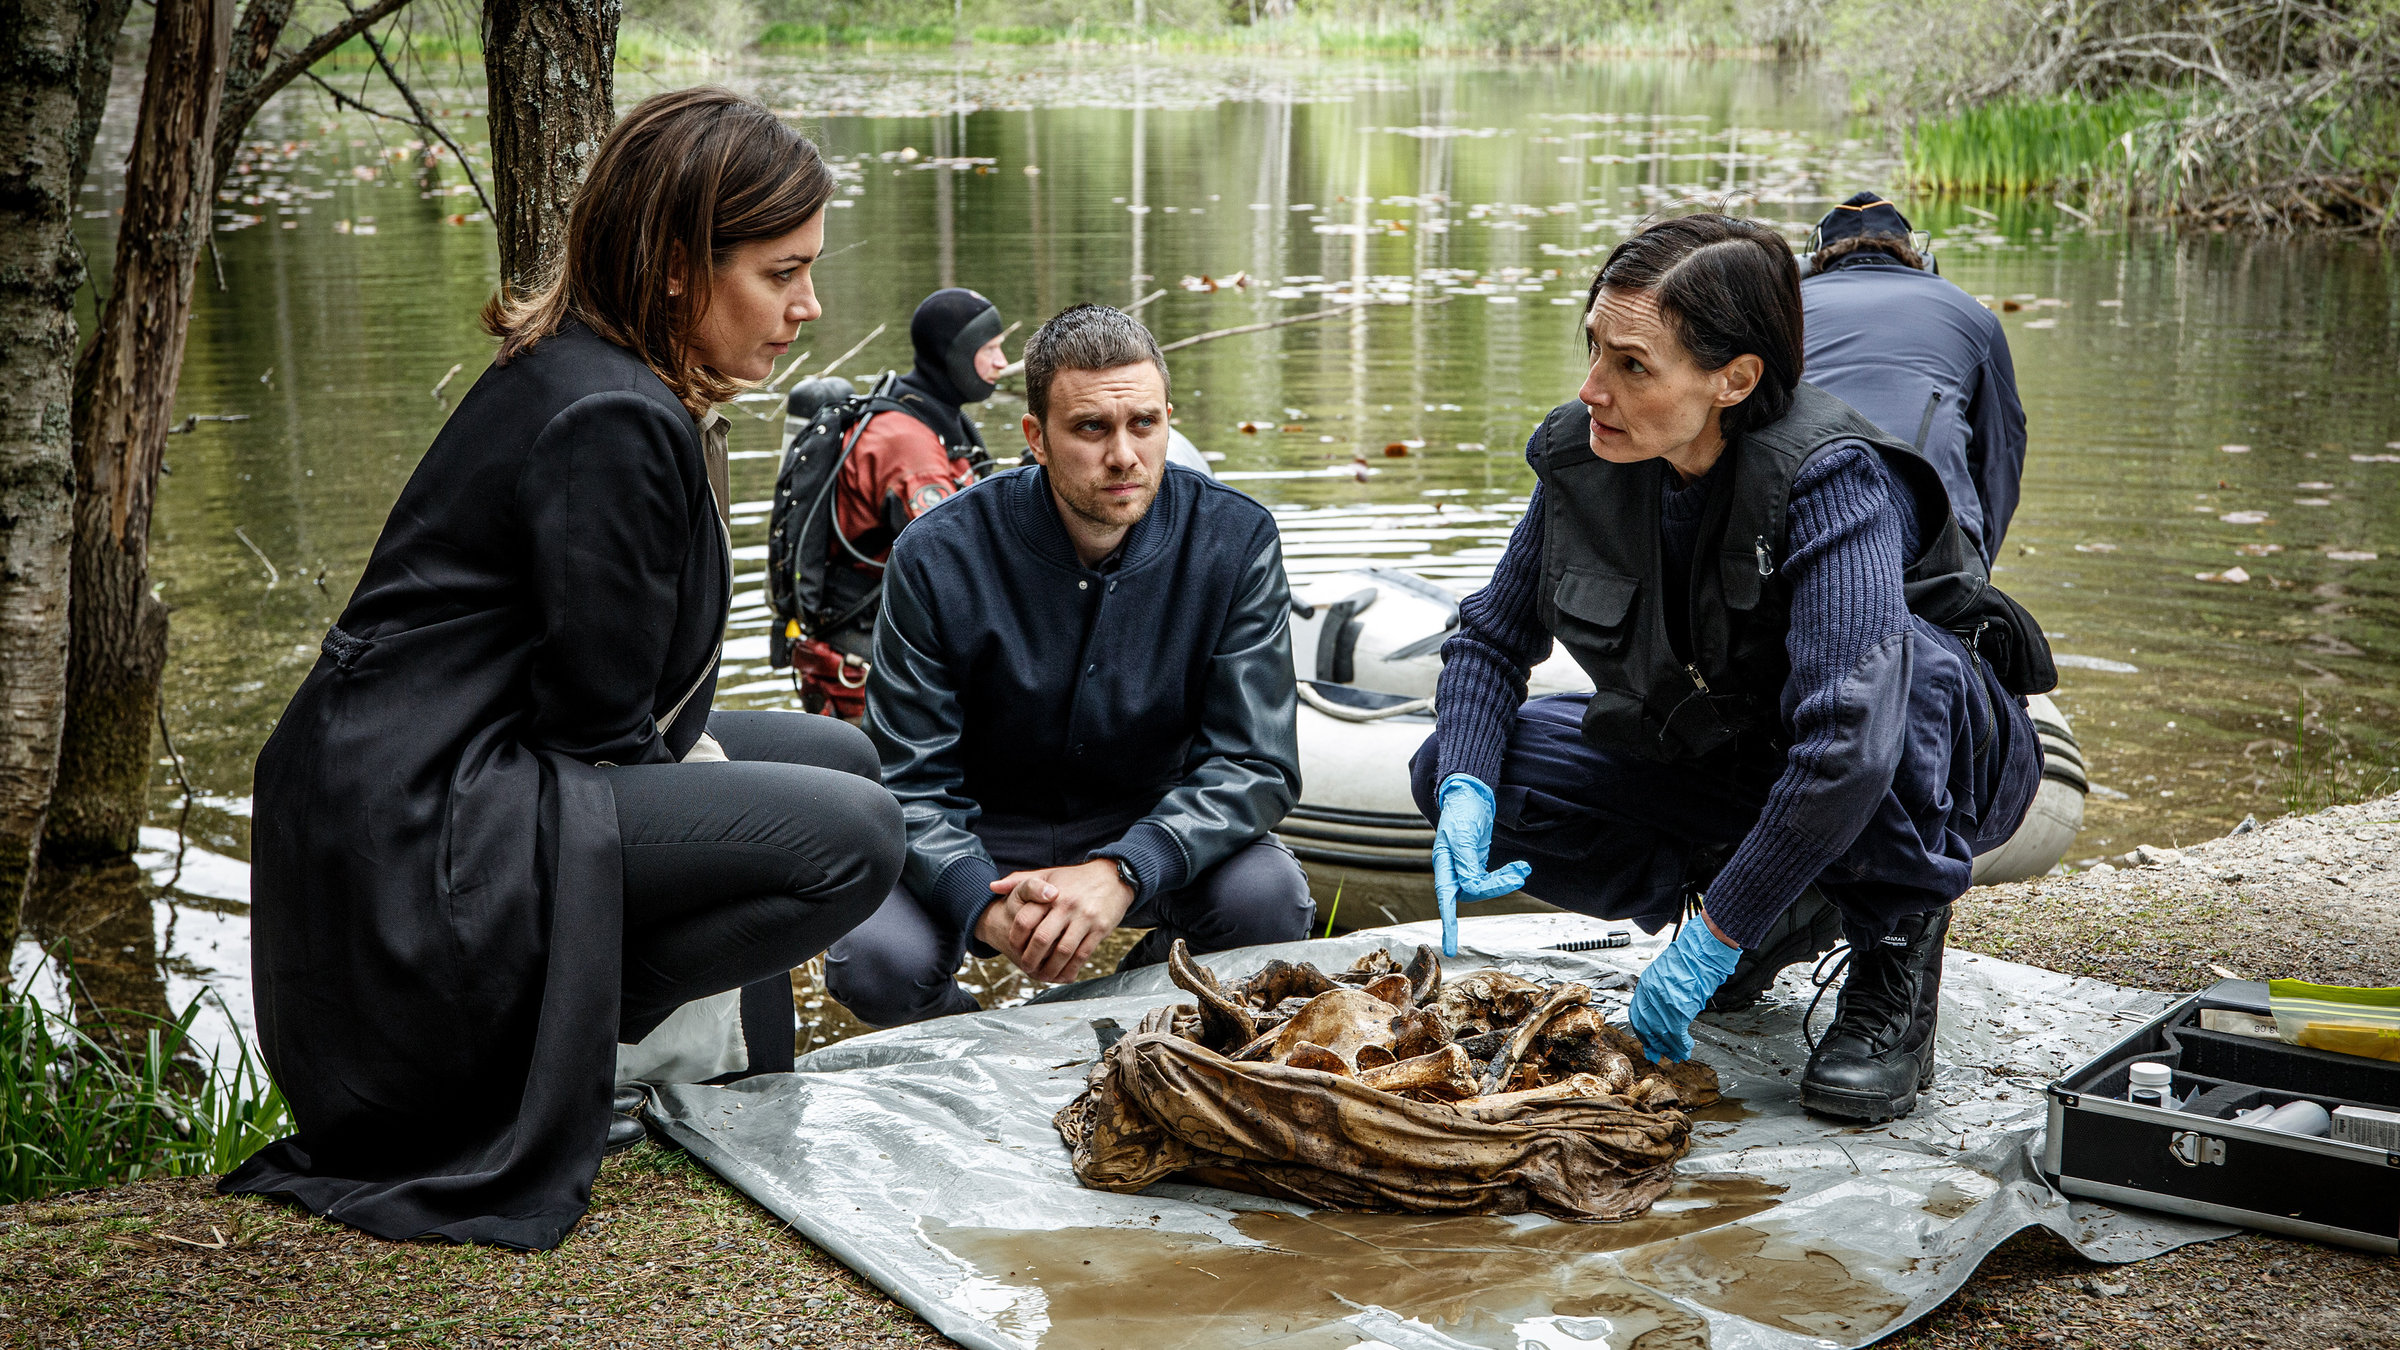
[{"left": 18, "top": 50, "right": 2398, "bottom": 1055}]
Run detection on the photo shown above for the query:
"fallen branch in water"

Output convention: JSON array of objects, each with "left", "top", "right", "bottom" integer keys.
[
  {"left": 994, "top": 301, "right": 1362, "bottom": 381},
  {"left": 1155, "top": 302, "right": 1364, "bottom": 355},
  {"left": 232, "top": 528, "right": 280, "bottom": 587},
  {"left": 164, "top": 414, "right": 250, "bottom": 435},
  {"left": 813, "top": 324, "right": 886, "bottom": 379}
]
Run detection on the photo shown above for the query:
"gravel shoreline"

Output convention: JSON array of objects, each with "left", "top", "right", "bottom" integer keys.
[
  {"left": 1954, "top": 790, "right": 2400, "bottom": 992},
  {"left": 8, "top": 795, "right": 2397, "bottom": 1349}
]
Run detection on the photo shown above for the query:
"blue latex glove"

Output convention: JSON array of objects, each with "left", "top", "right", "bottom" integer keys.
[
  {"left": 1431, "top": 774, "right": 1532, "bottom": 958},
  {"left": 1628, "top": 913, "right": 1744, "bottom": 1062}
]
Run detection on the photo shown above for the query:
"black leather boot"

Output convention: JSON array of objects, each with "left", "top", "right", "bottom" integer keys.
[
  {"left": 604, "top": 1084, "right": 648, "bottom": 1155},
  {"left": 1799, "top": 904, "right": 1950, "bottom": 1123},
  {"left": 1705, "top": 885, "right": 1841, "bottom": 1013}
]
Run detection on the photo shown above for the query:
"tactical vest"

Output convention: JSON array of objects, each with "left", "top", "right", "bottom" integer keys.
[{"left": 1533, "top": 382, "right": 1991, "bottom": 771}]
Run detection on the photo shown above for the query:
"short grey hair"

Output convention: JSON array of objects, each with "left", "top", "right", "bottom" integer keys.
[{"left": 1022, "top": 303, "right": 1171, "bottom": 426}]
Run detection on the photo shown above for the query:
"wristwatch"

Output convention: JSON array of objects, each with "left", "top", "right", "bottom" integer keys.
[{"left": 1112, "top": 857, "right": 1140, "bottom": 897}]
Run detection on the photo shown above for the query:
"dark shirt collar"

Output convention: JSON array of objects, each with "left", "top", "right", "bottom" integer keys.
[{"left": 1006, "top": 464, "right": 1172, "bottom": 574}]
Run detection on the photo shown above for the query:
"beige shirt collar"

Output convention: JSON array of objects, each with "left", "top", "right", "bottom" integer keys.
[{"left": 697, "top": 408, "right": 732, "bottom": 529}]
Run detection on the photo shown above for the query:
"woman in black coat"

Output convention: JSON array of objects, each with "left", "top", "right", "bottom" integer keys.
[{"left": 223, "top": 88, "right": 905, "bottom": 1249}]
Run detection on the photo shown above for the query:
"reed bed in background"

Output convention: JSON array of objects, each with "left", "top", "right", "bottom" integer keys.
[
  {"left": 1904, "top": 94, "right": 2159, "bottom": 193},
  {"left": 1847, "top": 0, "right": 2400, "bottom": 230},
  {"left": 0, "top": 959, "right": 287, "bottom": 1205}
]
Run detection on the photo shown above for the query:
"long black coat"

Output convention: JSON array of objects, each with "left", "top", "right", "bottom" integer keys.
[{"left": 224, "top": 323, "right": 728, "bottom": 1249}]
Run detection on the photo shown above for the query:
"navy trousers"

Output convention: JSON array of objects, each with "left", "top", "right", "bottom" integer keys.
[
  {"left": 1411, "top": 643, "right": 2040, "bottom": 942},
  {"left": 825, "top": 809, "right": 1316, "bottom": 1028}
]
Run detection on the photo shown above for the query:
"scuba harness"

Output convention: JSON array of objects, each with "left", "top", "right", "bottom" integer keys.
[{"left": 765, "top": 371, "right": 994, "bottom": 673}]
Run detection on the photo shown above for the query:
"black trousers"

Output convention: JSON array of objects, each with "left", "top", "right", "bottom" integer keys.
[
  {"left": 823, "top": 809, "right": 1316, "bottom": 1028},
  {"left": 608, "top": 710, "right": 904, "bottom": 1044}
]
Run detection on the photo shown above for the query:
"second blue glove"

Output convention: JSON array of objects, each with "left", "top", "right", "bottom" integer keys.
[
  {"left": 1430, "top": 774, "right": 1531, "bottom": 958},
  {"left": 1627, "top": 912, "right": 1744, "bottom": 1062}
]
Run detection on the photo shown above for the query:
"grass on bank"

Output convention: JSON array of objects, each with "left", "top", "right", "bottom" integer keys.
[
  {"left": 2283, "top": 695, "right": 2400, "bottom": 817},
  {"left": 1, "top": 956, "right": 288, "bottom": 1206},
  {"left": 1904, "top": 94, "right": 2162, "bottom": 194}
]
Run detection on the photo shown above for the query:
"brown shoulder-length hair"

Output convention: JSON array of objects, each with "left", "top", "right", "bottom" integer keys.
[{"left": 482, "top": 87, "right": 835, "bottom": 414}]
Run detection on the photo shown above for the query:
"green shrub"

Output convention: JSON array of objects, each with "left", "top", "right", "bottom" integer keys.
[
  {"left": 972, "top": 24, "right": 1063, "bottom": 44},
  {"left": 758, "top": 21, "right": 829, "bottom": 45},
  {"left": 1, "top": 960, "right": 288, "bottom": 1205}
]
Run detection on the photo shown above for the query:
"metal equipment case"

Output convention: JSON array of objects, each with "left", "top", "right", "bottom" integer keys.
[{"left": 2044, "top": 980, "right": 2400, "bottom": 1253}]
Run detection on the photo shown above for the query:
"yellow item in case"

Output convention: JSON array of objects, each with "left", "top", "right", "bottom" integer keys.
[
  {"left": 2270, "top": 980, "right": 2400, "bottom": 1062},
  {"left": 2297, "top": 1022, "right": 2400, "bottom": 1063}
]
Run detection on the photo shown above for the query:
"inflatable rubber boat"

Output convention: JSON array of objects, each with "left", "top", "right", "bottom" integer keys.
[{"left": 1276, "top": 566, "right": 2089, "bottom": 928}]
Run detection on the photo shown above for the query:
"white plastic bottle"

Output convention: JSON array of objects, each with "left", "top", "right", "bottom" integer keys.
[
  {"left": 2256, "top": 1099, "right": 2332, "bottom": 1137},
  {"left": 2127, "top": 1061, "right": 2175, "bottom": 1110}
]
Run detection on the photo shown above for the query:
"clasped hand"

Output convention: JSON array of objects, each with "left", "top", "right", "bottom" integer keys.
[{"left": 975, "top": 858, "right": 1135, "bottom": 984}]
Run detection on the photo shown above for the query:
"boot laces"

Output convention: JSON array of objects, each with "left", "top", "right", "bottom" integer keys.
[
  {"left": 1801, "top": 942, "right": 1851, "bottom": 1051},
  {"left": 1802, "top": 936, "right": 1917, "bottom": 1053}
]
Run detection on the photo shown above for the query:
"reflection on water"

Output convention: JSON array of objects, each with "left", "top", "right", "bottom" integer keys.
[{"left": 43, "top": 50, "right": 2399, "bottom": 1057}]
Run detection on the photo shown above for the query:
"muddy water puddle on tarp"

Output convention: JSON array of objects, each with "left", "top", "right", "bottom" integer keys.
[{"left": 924, "top": 1173, "right": 1790, "bottom": 1349}]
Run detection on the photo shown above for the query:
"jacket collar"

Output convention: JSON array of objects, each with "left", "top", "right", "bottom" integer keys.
[{"left": 1004, "top": 463, "right": 1177, "bottom": 574}]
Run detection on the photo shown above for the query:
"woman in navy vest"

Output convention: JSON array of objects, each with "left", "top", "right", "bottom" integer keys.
[{"left": 1413, "top": 214, "right": 2040, "bottom": 1124}]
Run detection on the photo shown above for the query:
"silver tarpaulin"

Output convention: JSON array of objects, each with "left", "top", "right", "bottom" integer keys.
[{"left": 647, "top": 913, "right": 2234, "bottom": 1350}]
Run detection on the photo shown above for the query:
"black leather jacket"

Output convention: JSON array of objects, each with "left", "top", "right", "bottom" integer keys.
[{"left": 865, "top": 462, "right": 1301, "bottom": 935}]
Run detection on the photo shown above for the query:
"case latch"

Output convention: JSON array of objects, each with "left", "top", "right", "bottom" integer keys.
[{"left": 2169, "top": 1131, "right": 2227, "bottom": 1167}]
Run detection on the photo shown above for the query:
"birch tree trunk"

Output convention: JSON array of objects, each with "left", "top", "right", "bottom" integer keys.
[
  {"left": 482, "top": 0, "right": 619, "bottom": 294},
  {"left": 43, "top": 0, "right": 234, "bottom": 867},
  {"left": 0, "top": 0, "right": 128, "bottom": 944}
]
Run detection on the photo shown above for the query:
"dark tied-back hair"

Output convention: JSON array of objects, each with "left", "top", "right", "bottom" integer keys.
[
  {"left": 1588, "top": 214, "right": 1803, "bottom": 444},
  {"left": 483, "top": 86, "right": 836, "bottom": 414},
  {"left": 1021, "top": 303, "right": 1171, "bottom": 426},
  {"left": 1813, "top": 232, "right": 1926, "bottom": 272}
]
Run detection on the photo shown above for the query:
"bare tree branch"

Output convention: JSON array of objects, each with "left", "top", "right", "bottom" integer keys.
[
  {"left": 216, "top": 0, "right": 416, "bottom": 165},
  {"left": 340, "top": 0, "right": 495, "bottom": 219}
]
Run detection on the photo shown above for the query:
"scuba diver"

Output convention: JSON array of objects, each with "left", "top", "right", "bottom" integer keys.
[
  {"left": 790, "top": 287, "right": 1004, "bottom": 717},
  {"left": 1413, "top": 215, "right": 2046, "bottom": 1124},
  {"left": 1803, "top": 192, "right": 2027, "bottom": 567}
]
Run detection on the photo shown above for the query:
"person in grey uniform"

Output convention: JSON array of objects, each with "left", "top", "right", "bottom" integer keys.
[{"left": 1802, "top": 192, "right": 2028, "bottom": 566}]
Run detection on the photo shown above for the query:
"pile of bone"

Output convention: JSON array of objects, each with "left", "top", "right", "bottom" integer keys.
[
  {"left": 1055, "top": 941, "right": 1719, "bottom": 1218},
  {"left": 1156, "top": 939, "right": 1720, "bottom": 1110}
]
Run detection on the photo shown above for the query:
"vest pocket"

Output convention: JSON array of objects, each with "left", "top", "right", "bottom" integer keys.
[{"left": 1551, "top": 568, "right": 1639, "bottom": 654}]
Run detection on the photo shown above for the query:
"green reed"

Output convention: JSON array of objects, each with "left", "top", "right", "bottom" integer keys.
[
  {"left": 1904, "top": 94, "right": 2164, "bottom": 194},
  {"left": 0, "top": 959, "right": 288, "bottom": 1205}
]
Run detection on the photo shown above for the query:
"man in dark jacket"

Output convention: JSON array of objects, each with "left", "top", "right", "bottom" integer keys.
[
  {"left": 1803, "top": 192, "right": 2028, "bottom": 565},
  {"left": 825, "top": 303, "right": 1314, "bottom": 1026}
]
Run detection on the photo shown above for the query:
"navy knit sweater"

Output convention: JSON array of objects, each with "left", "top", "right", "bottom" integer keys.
[{"left": 1435, "top": 433, "right": 1923, "bottom": 947}]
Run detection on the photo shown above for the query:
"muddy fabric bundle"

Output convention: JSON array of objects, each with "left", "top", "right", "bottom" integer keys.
[{"left": 1055, "top": 941, "right": 1720, "bottom": 1220}]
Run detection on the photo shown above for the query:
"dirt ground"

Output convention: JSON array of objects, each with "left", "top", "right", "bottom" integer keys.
[
  {"left": 7, "top": 794, "right": 2398, "bottom": 1349},
  {"left": 1952, "top": 790, "right": 2400, "bottom": 992}
]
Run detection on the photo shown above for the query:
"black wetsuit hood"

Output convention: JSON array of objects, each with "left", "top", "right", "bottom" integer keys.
[{"left": 907, "top": 287, "right": 1003, "bottom": 408}]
